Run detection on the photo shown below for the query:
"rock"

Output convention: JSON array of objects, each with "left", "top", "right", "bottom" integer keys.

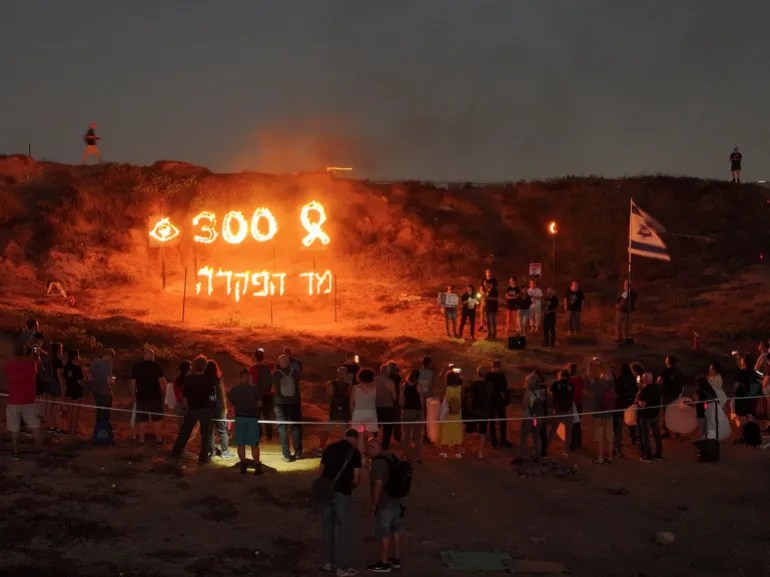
[
  {"left": 655, "top": 532, "right": 675, "bottom": 546},
  {"left": 508, "top": 560, "right": 568, "bottom": 574}
]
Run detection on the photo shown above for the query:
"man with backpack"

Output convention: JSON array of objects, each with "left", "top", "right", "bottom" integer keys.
[
  {"left": 272, "top": 354, "right": 302, "bottom": 462},
  {"left": 547, "top": 369, "right": 575, "bottom": 456},
  {"left": 367, "top": 435, "right": 412, "bottom": 573},
  {"left": 249, "top": 347, "right": 275, "bottom": 441}
]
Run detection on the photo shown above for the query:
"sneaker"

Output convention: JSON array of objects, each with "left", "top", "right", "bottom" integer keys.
[
  {"left": 219, "top": 451, "right": 236, "bottom": 459},
  {"left": 281, "top": 455, "right": 295, "bottom": 463},
  {"left": 388, "top": 558, "right": 401, "bottom": 570},
  {"left": 254, "top": 463, "right": 264, "bottom": 475},
  {"left": 337, "top": 569, "right": 360, "bottom": 577},
  {"left": 368, "top": 562, "right": 392, "bottom": 573},
  {"left": 640, "top": 456, "right": 654, "bottom": 463},
  {"left": 320, "top": 562, "right": 335, "bottom": 573},
  {"left": 240, "top": 462, "right": 248, "bottom": 475}
]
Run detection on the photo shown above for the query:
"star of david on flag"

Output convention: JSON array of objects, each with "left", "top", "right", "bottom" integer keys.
[{"left": 629, "top": 200, "right": 670, "bottom": 261}]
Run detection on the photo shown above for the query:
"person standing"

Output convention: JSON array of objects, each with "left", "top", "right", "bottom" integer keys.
[
  {"left": 439, "top": 367, "right": 464, "bottom": 458},
  {"left": 82, "top": 123, "right": 102, "bottom": 164},
  {"left": 4, "top": 346, "right": 43, "bottom": 459},
  {"left": 227, "top": 367, "right": 263, "bottom": 475},
  {"left": 547, "top": 369, "right": 575, "bottom": 457},
  {"left": 458, "top": 285, "right": 478, "bottom": 340},
  {"left": 63, "top": 349, "right": 85, "bottom": 441},
  {"left": 468, "top": 367, "right": 493, "bottom": 459},
  {"left": 375, "top": 365, "right": 398, "bottom": 451},
  {"left": 694, "top": 376, "right": 717, "bottom": 439},
  {"left": 484, "top": 279, "right": 500, "bottom": 341},
  {"left": 730, "top": 147, "right": 742, "bottom": 183},
  {"left": 130, "top": 349, "right": 166, "bottom": 446},
  {"left": 318, "top": 429, "right": 362, "bottom": 577},
  {"left": 439, "top": 285, "right": 459, "bottom": 338},
  {"left": 89, "top": 348, "right": 115, "bottom": 424},
  {"left": 657, "top": 355, "right": 684, "bottom": 438},
  {"left": 636, "top": 371, "right": 663, "bottom": 462},
  {"left": 614, "top": 280, "right": 637, "bottom": 342},
  {"left": 504, "top": 278, "right": 520, "bottom": 335},
  {"left": 542, "top": 288, "right": 558, "bottom": 347},
  {"left": 342, "top": 352, "right": 361, "bottom": 386},
  {"left": 206, "top": 360, "right": 233, "bottom": 459},
  {"left": 516, "top": 283, "right": 532, "bottom": 338},
  {"left": 519, "top": 371, "right": 546, "bottom": 459},
  {"left": 367, "top": 436, "right": 406, "bottom": 573},
  {"left": 249, "top": 347, "right": 275, "bottom": 442},
  {"left": 477, "top": 269, "right": 496, "bottom": 333},
  {"left": 316, "top": 366, "right": 352, "bottom": 455},
  {"left": 399, "top": 369, "right": 425, "bottom": 463},
  {"left": 566, "top": 362, "right": 585, "bottom": 450},
  {"left": 273, "top": 354, "right": 303, "bottom": 462},
  {"left": 564, "top": 280, "right": 585, "bottom": 336},
  {"left": 586, "top": 360, "right": 615, "bottom": 464},
  {"left": 487, "top": 361, "right": 512, "bottom": 448},
  {"left": 171, "top": 355, "right": 216, "bottom": 464},
  {"left": 527, "top": 279, "right": 543, "bottom": 334},
  {"left": 614, "top": 363, "right": 639, "bottom": 451}
]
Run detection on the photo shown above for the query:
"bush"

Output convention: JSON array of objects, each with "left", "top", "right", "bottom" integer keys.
[{"left": 60, "top": 326, "right": 102, "bottom": 353}]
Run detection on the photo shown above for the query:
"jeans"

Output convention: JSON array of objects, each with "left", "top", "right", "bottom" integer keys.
[
  {"left": 275, "top": 403, "right": 303, "bottom": 459},
  {"left": 260, "top": 395, "right": 274, "bottom": 441},
  {"left": 488, "top": 403, "right": 508, "bottom": 446},
  {"left": 519, "top": 416, "right": 543, "bottom": 457},
  {"left": 376, "top": 407, "right": 395, "bottom": 450},
  {"left": 639, "top": 417, "right": 662, "bottom": 458},
  {"left": 615, "top": 311, "right": 628, "bottom": 340},
  {"left": 210, "top": 408, "right": 229, "bottom": 454},
  {"left": 459, "top": 308, "right": 476, "bottom": 339},
  {"left": 485, "top": 309, "right": 498, "bottom": 339},
  {"left": 543, "top": 313, "right": 556, "bottom": 347},
  {"left": 568, "top": 310, "right": 581, "bottom": 332},
  {"left": 171, "top": 408, "right": 213, "bottom": 462},
  {"left": 547, "top": 412, "right": 573, "bottom": 451},
  {"left": 93, "top": 392, "right": 112, "bottom": 423},
  {"left": 320, "top": 492, "right": 352, "bottom": 569}
]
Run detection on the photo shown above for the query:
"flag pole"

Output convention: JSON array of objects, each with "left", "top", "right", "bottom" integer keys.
[{"left": 626, "top": 198, "right": 633, "bottom": 342}]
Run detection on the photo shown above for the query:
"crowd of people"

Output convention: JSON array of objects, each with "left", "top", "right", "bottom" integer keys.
[{"left": 439, "top": 269, "right": 639, "bottom": 345}]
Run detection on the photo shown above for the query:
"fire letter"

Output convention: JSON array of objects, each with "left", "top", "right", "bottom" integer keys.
[
  {"left": 196, "top": 266, "right": 214, "bottom": 296},
  {"left": 250, "top": 208, "right": 278, "bottom": 242},
  {"left": 315, "top": 270, "right": 333, "bottom": 295},
  {"left": 270, "top": 273, "right": 287, "bottom": 296},
  {"left": 299, "top": 272, "right": 315, "bottom": 295},
  {"left": 300, "top": 201, "right": 330, "bottom": 247},
  {"left": 233, "top": 272, "right": 250, "bottom": 303},
  {"left": 222, "top": 211, "right": 248, "bottom": 244},
  {"left": 215, "top": 269, "right": 234, "bottom": 296},
  {"left": 192, "top": 212, "right": 218, "bottom": 244},
  {"left": 251, "top": 271, "right": 270, "bottom": 297}
]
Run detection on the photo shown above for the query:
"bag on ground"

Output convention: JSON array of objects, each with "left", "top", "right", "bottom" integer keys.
[{"left": 92, "top": 420, "right": 114, "bottom": 446}]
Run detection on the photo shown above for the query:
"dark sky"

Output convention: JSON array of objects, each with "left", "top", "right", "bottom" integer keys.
[{"left": 2, "top": 1, "right": 768, "bottom": 181}]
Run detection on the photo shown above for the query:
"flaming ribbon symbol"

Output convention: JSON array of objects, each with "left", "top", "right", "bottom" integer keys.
[
  {"left": 149, "top": 218, "right": 180, "bottom": 243},
  {"left": 300, "top": 201, "right": 330, "bottom": 247}
]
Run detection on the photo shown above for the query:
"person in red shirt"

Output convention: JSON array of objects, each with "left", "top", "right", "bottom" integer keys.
[
  {"left": 566, "top": 362, "right": 584, "bottom": 450},
  {"left": 249, "top": 347, "right": 275, "bottom": 441},
  {"left": 4, "top": 348, "right": 43, "bottom": 458}
]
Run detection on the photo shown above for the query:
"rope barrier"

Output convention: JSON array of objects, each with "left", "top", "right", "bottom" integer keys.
[{"left": 0, "top": 391, "right": 766, "bottom": 427}]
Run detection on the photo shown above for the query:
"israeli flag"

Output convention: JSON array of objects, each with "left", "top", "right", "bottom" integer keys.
[{"left": 629, "top": 200, "right": 670, "bottom": 261}]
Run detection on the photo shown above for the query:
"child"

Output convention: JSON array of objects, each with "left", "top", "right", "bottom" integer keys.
[{"left": 228, "top": 367, "right": 263, "bottom": 475}]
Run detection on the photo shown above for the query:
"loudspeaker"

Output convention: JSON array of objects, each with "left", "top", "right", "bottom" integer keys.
[{"left": 507, "top": 336, "right": 527, "bottom": 350}]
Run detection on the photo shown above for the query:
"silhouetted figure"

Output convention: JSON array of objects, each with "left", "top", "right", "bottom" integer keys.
[
  {"left": 82, "top": 123, "right": 102, "bottom": 164},
  {"left": 730, "top": 147, "right": 742, "bottom": 183}
]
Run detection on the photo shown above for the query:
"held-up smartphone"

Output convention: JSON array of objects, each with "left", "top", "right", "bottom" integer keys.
[{"left": 354, "top": 354, "right": 360, "bottom": 364}]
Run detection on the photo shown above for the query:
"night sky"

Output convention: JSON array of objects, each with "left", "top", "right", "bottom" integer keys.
[{"left": 2, "top": 1, "right": 768, "bottom": 180}]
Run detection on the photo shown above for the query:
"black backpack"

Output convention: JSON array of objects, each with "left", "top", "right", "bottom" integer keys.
[
  {"left": 552, "top": 381, "right": 574, "bottom": 412},
  {"left": 742, "top": 421, "right": 761, "bottom": 447},
  {"left": 376, "top": 455, "right": 412, "bottom": 499}
]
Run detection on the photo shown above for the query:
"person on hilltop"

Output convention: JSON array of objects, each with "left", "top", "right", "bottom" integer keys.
[
  {"left": 130, "top": 348, "right": 166, "bottom": 446},
  {"left": 249, "top": 348, "right": 275, "bottom": 442},
  {"left": 82, "top": 123, "right": 102, "bottom": 164},
  {"left": 614, "top": 280, "right": 637, "bottom": 342},
  {"left": 273, "top": 354, "right": 303, "bottom": 462},
  {"left": 228, "top": 367, "right": 263, "bottom": 475},
  {"left": 542, "top": 288, "right": 559, "bottom": 347},
  {"left": 564, "top": 280, "right": 586, "bottom": 337},
  {"left": 458, "top": 284, "right": 478, "bottom": 340},
  {"left": 477, "top": 268, "right": 496, "bottom": 333},
  {"left": 729, "top": 147, "right": 742, "bottom": 183},
  {"left": 171, "top": 355, "right": 216, "bottom": 464},
  {"left": 439, "top": 285, "right": 459, "bottom": 339},
  {"left": 484, "top": 279, "right": 500, "bottom": 341},
  {"left": 504, "top": 277, "right": 520, "bottom": 335},
  {"left": 527, "top": 278, "right": 544, "bottom": 334},
  {"left": 318, "top": 429, "right": 362, "bottom": 577},
  {"left": 206, "top": 359, "right": 233, "bottom": 459},
  {"left": 4, "top": 345, "right": 44, "bottom": 459},
  {"left": 516, "top": 281, "right": 532, "bottom": 338}
]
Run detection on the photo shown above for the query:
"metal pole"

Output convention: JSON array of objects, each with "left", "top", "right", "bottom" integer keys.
[
  {"left": 271, "top": 248, "right": 276, "bottom": 326},
  {"left": 626, "top": 198, "right": 632, "bottom": 342},
  {"left": 552, "top": 234, "right": 556, "bottom": 285},
  {"left": 161, "top": 247, "right": 166, "bottom": 290},
  {"left": 334, "top": 273, "right": 338, "bottom": 323},
  {"left": 182, "top": 266, "right": 188, "bottom": 322}
]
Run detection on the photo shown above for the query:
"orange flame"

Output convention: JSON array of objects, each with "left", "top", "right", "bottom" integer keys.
[
  {"left": 548, "top": 221, "right": 558, "bottom": 235},
  {"left": 301, "top": 201, "right": 330, "bottom": 247}
]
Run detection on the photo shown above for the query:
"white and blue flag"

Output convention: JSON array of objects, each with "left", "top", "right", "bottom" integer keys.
[{"left": 629, "top": 200, "right": 670, "bottom": 261}]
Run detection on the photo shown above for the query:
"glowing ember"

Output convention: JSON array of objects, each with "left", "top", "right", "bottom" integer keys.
[
  {"left": 193, "top": 212, "right": 218, "bottom": 244},
  {"left": 301, "top": 201, "right": 330, "bottom": 247},
  {"left": 222, "top": 211, "right": 249, "bottom": 244},
  {"left": 149, "top": 218, "right": 181, "bottom": 243}
]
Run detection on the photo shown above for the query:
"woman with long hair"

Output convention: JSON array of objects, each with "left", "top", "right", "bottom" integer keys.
[
  {"left": 205, "top": 360, "right": 233, "bottom": 459},
  {"left": 439, "top": 367, "right": 464, "bottom": 458}
]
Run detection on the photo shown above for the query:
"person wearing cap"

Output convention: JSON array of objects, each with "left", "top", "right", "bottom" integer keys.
[
  {"left": 318, "top": 428, "right": 362, "bottom": 577},
  {"left": 82, "top": 123, "right": 102, "bottom": 164}
]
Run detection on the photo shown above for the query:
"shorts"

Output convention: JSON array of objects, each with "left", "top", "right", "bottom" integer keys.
[
  {"left": 136, "top": 399, "right": 164, "bottom": 422},
  {"left": 234, "top": 417, "right": 260, "bottom": 446},
  {"left": 731, "top": 163, "right": 741, "bottom": 171},
  {"left": 374, "top": 501, "right": 403, "bottom": 538},
  {"left": 444, "top": 308, "right": 457, "bottom": 320},
  {"left": 6, "top": 404, "right": 40, "bottom": 433},
  {"left": 593, "top": 417, "right": 614, "bottom": 444},
  {"left": 65, "top": 387, "right": 83, "bottom": 401}
]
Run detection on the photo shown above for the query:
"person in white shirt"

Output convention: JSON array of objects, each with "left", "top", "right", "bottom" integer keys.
[{"left": 527, "top": 279, "right": 543, "bottom": 334}]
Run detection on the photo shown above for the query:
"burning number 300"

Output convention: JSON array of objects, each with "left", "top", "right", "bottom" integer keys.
[{"left": 148, "top": 201, "right": 330, "bottom": 247}]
